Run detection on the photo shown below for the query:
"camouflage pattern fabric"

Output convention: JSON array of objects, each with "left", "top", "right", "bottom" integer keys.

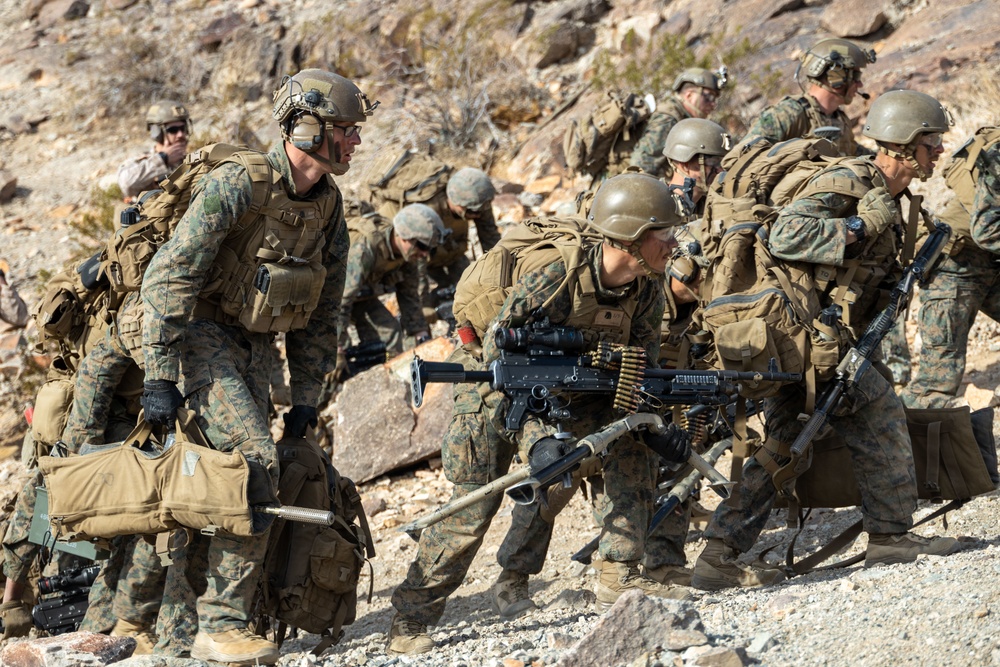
[
  {"left": 705, "top": 168, "right": 918, "bottom": 552},
  {"left": 742, "top": 95, "right": 872, "bottom": 158},
  {"left": 337, "top": 218, "right": 425, "bottom": 352},
  {"left": 705, "top": 367, "right": 917, "bottom": 550},
  {"left": 628, "top": 97, "right": 691, "bottom": 180},
  {"left": 117, "top": 149, "right": 171, "bottom": 201},
  {"left": 970, "top": 142, "right": 1000, "bottom": 254},
  {"left": 902, "top": 244, "right": 1000, "bottom": 408},
  {"left": 142, "top": 142, "right": 344, "bottom": 651},
  {"left": 881, "top": 322, "right": 911, "bottom": 386}
]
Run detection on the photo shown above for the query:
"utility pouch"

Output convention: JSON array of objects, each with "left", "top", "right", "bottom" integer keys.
[
  {"left": 30, "top": 371, "right": 76, "bottom": 449},
  {"left": 238, "top": 262, "right": 327, "bottom": 334},
  {"left": 105, "top": 218, "right": 170, "bottom": 293}
]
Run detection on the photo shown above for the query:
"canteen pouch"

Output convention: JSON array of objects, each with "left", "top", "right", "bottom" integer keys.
[{"left": 238, "top": 262, "right": 327, "bottom": 334}]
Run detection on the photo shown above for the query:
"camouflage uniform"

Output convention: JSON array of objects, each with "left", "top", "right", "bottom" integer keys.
[
  {"left": 338, "top": 210, "right": 426, "bottom": 355},
  {"left": 705, "top": 163, "right": 918, "bottom": 551},
  {"left": 628, "top": 97, "right": 691, "bottom": 180},
  {"left": 141, "top": 143, "right": 347, "bottom": 655},
  {"left": 742, "top": 95, "right": 871, "bottom": 158},
  {"left": 118, "top": 150, "right": 173, "bottom": 201},
  {"left": 391, "top": 245, "right": 664, "bottom": 624}
]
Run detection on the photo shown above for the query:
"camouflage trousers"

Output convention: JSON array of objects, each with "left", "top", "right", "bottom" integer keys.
[
  {"left": 705, "top": 366, "right": 917, "bottom": 552},
  {"left": 419, "top": 255, "right": 471, "bottom": 306},
  {"left": 902, "top": 246, "right": 1000, "bottom": 409},
  {"left": 349, "top": 296, "right": 404, "bottom": 355},
  {"left": 881, "top": 319, "right": 911, "bottom": 386},
  {"left": 391, "top": 347, "right": 659, "bottom": 625},
  {"left": 154, "top": 319, "right": 275, "bottom": 657}
]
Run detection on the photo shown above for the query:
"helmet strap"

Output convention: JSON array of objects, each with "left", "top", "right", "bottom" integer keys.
[
  {"left": 608, "top": 237, "right": 663, "bottom": 278},
  {"left": 880, "top": 144, "right": 931, "bottom": 182}
]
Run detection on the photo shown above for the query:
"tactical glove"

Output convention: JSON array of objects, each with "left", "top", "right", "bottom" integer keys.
[
  {"left": 527, "top": 437, "right": 571, "bottom": 473},
  {"left": 141, "top": 379, "right": 184, "bottom": 427},
  {"left": 283, "top": 405, "right": 318, "bottom": 439},
  {"left": 641, "top": 423, "right": 692, "bottom": 465},
  {"left": 856, "top": 186, "right": 899, "bottom": 238}
]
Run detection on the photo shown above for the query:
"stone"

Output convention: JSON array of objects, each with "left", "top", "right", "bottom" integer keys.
[
  {"left": 747, "top": 631, "right": 775, "bottom": 653},
  {"left": 0, "top": 631, "right": 135, "bottom": 666},
  {"left": 690, "top": 646, "right": 748, "bottom": 667},
  {"left": 199, "top": 12, "right": 245, "bottom": 49},
  {"left": 362, "top": 495, "right": 387, "bottom": 516},
  {"left": 379, "top": 11, "right": 412, "bottom": 46},
  {"left": 0, "top": 171, "right": 15, "bottom": 203},
  {"left": 613, "top": 12, "right": 662, "bottom": 48},
  {"left": 515, "top": 22, "right": 596, "bottom": 69},
  {"left": 526, "top": 175, "right": 561, "bottom": 195},
  {"left": 821, "top": 0, "right": 888, "bottom": 37},
  {"left": 107, "top": 0, "right": 138, "bottom": 8},
  {"left": 36, "top": 0, "right": 89, "bottom": 27},
  {"left": 555, "top": 590, "right": 703, "bottom": 666}
]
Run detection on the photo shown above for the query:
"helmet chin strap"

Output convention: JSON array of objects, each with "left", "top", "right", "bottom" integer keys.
[
  {"left": 309, "top": 128, "right": 350, "bottom": 176},
  {"left": 608, "top": 238, "right": 664, "bottom": 278},
  {"left": 880, "top": 145, "right": 932, "bottom": 182}
]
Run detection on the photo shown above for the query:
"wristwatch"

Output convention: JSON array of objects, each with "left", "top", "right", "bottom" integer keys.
[{"left": 846, "top": 216, "right": 867, "bottom": 244}]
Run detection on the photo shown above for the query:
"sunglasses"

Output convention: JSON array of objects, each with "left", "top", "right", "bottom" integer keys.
[
  {"left": 164, "top": 124, "right": 187, "bottom": 136},
  {"left": 330, "top": 124, "right": 362, "bottom": 137},
  {"left": 699, "top": 89, "right": 719, "bottom": 102},
  {"left": 413, "top": 239, "right": 432, "bottom": 253}
]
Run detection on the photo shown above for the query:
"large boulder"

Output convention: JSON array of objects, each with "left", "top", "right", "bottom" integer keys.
[{"left": 0, "top": 632, "right": 135, "bottom": 666}]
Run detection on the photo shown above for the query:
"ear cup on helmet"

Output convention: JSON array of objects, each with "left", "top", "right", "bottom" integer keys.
[
  {"left": 289, "top": 113, "right": 324, "bottom": 153},
  {"left": 149, "top": 125, "right": 164, "bottom": 143},
  {"left": 669, "top": 256, "right": 699, "bottom": 285}
]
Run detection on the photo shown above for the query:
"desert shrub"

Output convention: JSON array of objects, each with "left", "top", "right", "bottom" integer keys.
[{"left": 68, "top": 183, "right": 121, "bottom": 257}]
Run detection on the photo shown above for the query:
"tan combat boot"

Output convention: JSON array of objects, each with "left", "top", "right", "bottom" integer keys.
[
  {"left": 866, "top": 532, "right": 962, "bottom": 567},
  {"left": 111, "top": 618, "right": 157, "bottom": 655},
  {"left": 491, "top": 569, "right": 538, "bottom": 619},
  {"left": 190, "top": 627, "right": 279, "bottom": 665},
  {"left": 0, "top": 600, "right": 33, "bottom": 639},
  {"left": 691, "top": 538, "right": 785, "bottom": 591},
  {"left": 595, "top": 560, "right": 693, "bottom": 611},
  {"left": 386, "top": 613, "right": 435, "bottom": 655},
  {"left": 644, "top": 564, "right": 693, "bottom": 586}
]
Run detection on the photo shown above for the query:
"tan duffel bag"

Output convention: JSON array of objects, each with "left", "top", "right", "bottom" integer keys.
[{"left": 39, "top": 408, "right": 277, "bottom": 541}]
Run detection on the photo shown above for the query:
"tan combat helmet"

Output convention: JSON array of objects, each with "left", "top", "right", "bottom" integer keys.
[
  {"left": 798, "top": 38, "right": 876, "bottom": 94},
  {"left": 446, "top": 167, "right": 496, "bottom": 213},
  {"left": 587, "top": 172, "right": 684, "bottom": 242},
  {"left": 863, "top": 89, "right": 953, "bottom": 180},
  {"left": 672, "top": 67, "right": 728, "bottom": 93},
  {"left": 393, "top": 203, "right": 448, "bottom": 251},
  {"left": 145, "top": 100, "right": 191, "bottom": 143},
  {"left": 272, "top": 69, "right": 378, "bottom": 174},
  {"left": 663, "top": 118, "right": 731, "bottom": 163}
]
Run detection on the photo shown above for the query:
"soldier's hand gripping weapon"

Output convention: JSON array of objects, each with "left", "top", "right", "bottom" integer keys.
[{"left": 774, "top": 221, "right": 952, "bottom": 498}]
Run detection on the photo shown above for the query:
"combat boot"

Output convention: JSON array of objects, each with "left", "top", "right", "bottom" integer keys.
[
  {"left": 190, "top": 627, "right": 279, "bottom": 665},
  {"left": 596, "top": 560, "right": 693, "bottom": 611},
  {"left": 491, "top": 569, "right": 538, "bottom": 619},
  {"left": 644, "top": 564, "right": 693, "bottom": 586},
  {"left": 0, "top": 600, "right": 32, "bottom": 639},
  {"left": 865, "top": 532, "right": 962, "bottom": 567},
  {"left": 111, "top": 618, "right": 156, "bottom": 655},
  {"left": 386, "top": 613, "right": 435, "bottom": 655},
  {"left": 691, "top": 538, "right": 785, "bottom": 591}
]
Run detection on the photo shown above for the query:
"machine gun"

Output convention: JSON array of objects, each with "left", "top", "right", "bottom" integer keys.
[
  {"left": 30, "top": 564, "right": 101, "bottom": 635},
  {"left": 776, "top": 221, "right": 952, "bottom": 498},
  {"left": 411, "top": 320, "right": 799, "bottom": 431},
  {"left": 343, "top": 340, "right": 388, "bottom": 378}
]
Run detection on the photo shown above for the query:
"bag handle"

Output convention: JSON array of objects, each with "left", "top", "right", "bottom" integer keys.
[{"left": 128, "top": 408, "right": 212, "bottom": 450}]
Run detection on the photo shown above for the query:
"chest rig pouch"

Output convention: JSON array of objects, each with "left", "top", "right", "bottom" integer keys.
[{"left": 203, "top": 154, "right": 338, "bottom": 334}]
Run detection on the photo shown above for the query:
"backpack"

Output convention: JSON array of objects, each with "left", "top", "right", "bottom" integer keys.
[
  {"left": 699, "top": 136, "right": 880, "bottom": 399},
  {"left": 452, "top": 216, "right": 602, "bottom": 340},
  {"left": 366, "top": 149, "right": 451, "bottom": 209},
  {"left": 35, "top": 252, "right": 112, "bottom": 356},
  {"left": 562, "top": 91, "right": 653, "bottom": 178},
  {"left": 103, "top": 143, "right": 271, "bottom": 294},
  {"left": 260, "top": 436, "right": 374, "bottom": 648},
  {"left": 938, "top": 126, "right": 1000, "bottom": 255}
]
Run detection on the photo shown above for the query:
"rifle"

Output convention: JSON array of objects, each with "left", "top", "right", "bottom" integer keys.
[
  {"left": 30, "top": 564, "right": 100, "bottom": 635},
  {"left": 571, "top": 436, "right": 734, "bottom": 565},
  {"left": 777, "top": 221, "right": 952, "bottom": 497},
  {"left": 410, "top": 321, "right": 800, "bottom": 431}
]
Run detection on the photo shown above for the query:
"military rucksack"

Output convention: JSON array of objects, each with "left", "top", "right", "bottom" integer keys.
[
  {"left": 563, "top": 91, "right": 653, "bottom": 179},
  {"left": 699, "top": 136, "right": 881, "bottom": 398},
  {"left": 938, "top": 126, "right": 1000, "bottom": 255},
  {"left": 104, "top": 143, "right": 272, "bottom": 294},
  {"left": 260, "top": 436, "right": 374, "bottom": 649},
  {"left": 366, "top": 149, "right": 451, "bottom": 210},
  {"left": 453, "top": 216, "right": 602, "bottom": 340},
  {"left": 35, "top": 252, "right": 111, "bottom": 356}
]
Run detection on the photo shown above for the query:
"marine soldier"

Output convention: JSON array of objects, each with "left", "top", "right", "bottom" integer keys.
[
  {"left": 902, "top": 128, "right": 1000, "bottom": 408},
  {"left": 629, "top": 68, "right": 727, "bottom": 180},
  {"left": 691, "top": 90, "right": 962, "bottom": 591},
  {"left": 742, "top": 38, "right": 875, "bottom": 157},
  {"left": 664, "top": 118, "right": 731, "bottom": 219},
  {"left": 337, "top": 202, "right": 446, "bottom": 357},
  {"left": 139, "top": 69, "right": 375, "bottom": 663},
  {"left": 118, "top": 100, "right": 192, "bottom": 202},
  {"left": 387, "top": 173, "right": 692, "bottom": 655}
]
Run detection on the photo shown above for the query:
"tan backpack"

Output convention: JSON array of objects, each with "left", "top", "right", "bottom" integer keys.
[
  {"left": 562, "top": 91, "right": 653, "bottom": 178},
  {"left": 260, "top": 436, "right": 374, "bottom": 647},
  {"left": 366, "top": 149, "right": 451, "bottom": 209},
  {"left": 938, "top": 126, "right": 1000, "bottom": 255},
  {"left": 34, "top": 253, "right": 112, "bottom": 354},
  {"left": 452, "top": 216, "right": 601, "bottom": 340},
  {"left": 104, "top": 143, "right": 270, "bottom": 294},
  {"left": 699, "top": 136, "right": 878, "bottom": 399}
]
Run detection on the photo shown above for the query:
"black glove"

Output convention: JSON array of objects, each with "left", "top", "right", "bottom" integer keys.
[
  {"left": 527, "top": 437, "right": 571, "bottom": 473},
  {"left": 142, "top": 379, "right": 184, "bottom": 427},
  {"left": 642, "top": 423, "right": 692, "bottom": 465},
  {"left": 283, "top": 405, "right": 318, "bottom": 439},
  {"left": 415, "top": 331, "right": 432, "bottom": 345}
]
